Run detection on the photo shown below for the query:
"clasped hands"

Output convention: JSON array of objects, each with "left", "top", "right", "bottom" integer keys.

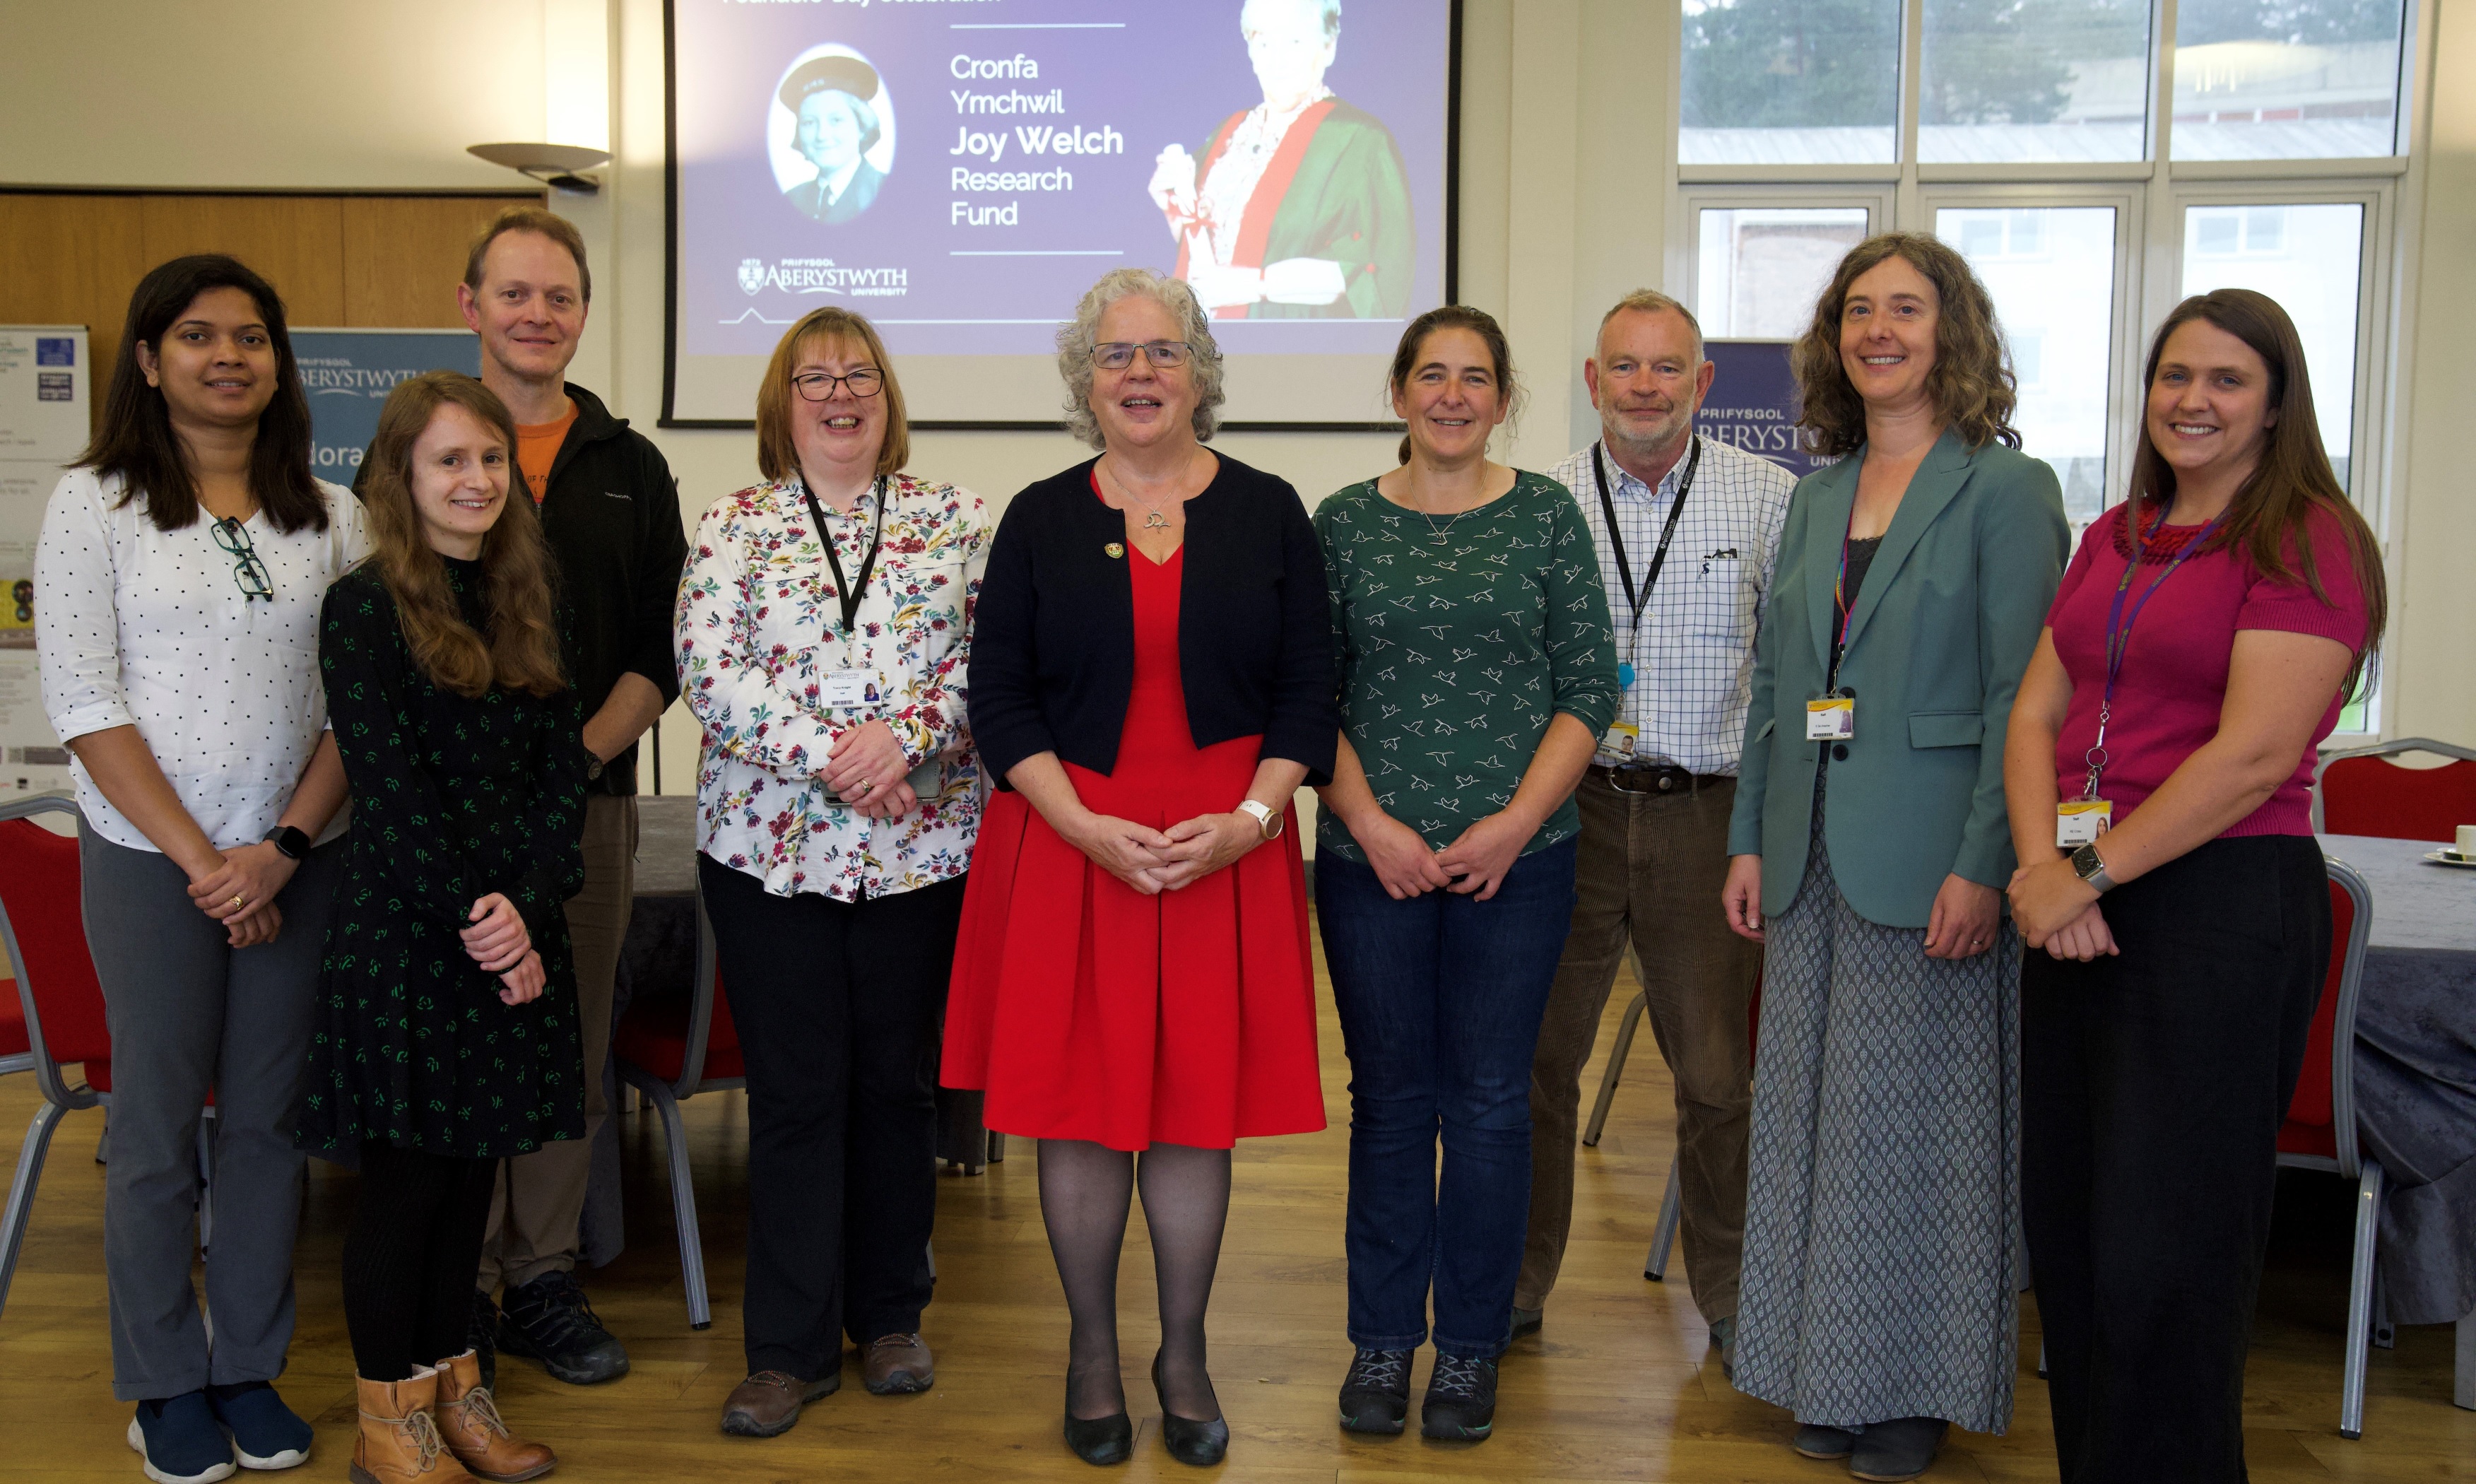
[
  {"left": 462, "top": 892, "right": 546, "bottom": 1004},
  {"left": 2007, "top": 854, "right": 2120, "bottom": 962},
  {"left": 1066, "top": 804, "right": 1268, "bottom": 897},
  {"left": 1350, "top": 808, "right": 1536, "bottom": 903},
  {"left": 186, "top": 840, "right": 297, "bottom": 947},
  {"left": 823, "top": 719, "right": 919, "bottom": 820}
]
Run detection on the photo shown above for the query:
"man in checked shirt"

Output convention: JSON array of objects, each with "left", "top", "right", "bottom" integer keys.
[{"left": 1517, "top": 290, "right": 1796, "bottom": 1377}]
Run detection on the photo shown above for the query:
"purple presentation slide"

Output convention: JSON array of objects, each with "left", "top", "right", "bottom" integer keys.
[{"left": 669, "top": 0, "right": 1454, "bottom": 423}]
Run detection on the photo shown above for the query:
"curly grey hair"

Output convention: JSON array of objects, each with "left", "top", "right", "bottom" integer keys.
[{"left": 1057, "top": 269, "right": 1226, "bottom": 449}]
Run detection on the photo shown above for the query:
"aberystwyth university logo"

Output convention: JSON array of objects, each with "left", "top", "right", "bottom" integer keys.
[{"left": 735, "top": 257, "right": 909, "bottom": 299}]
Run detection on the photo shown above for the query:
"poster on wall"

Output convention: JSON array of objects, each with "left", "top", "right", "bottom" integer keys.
[
  {"left": 291, "top": 328, "right": 483, "bottom": 479},
  {"left": 0, "top": 324, "right": 90, "bottom": 794},
  {"left": 1694, "top": 339, "right": 1831, "bottom": 480},
  {"left": 667, "top": 0, "right": 1460, "bottom": 427}
]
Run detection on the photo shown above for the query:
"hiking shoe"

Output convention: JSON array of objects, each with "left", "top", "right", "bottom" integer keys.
[
  {"left": 127, "top": 1392, "right": 236, "bottom": 1483},
  {"left": 204, "top": 1382, "right": 310, "bottom": 1471},
  {"left": 1336, "top": 1347, "right": 1413, "bottom": 1435},
  {"left": 497, "top": 1270, "right": 630, "bottom": 1385},
  {"left": 1420, "top": 1353, "right": 1497, "bottom": 1441}
]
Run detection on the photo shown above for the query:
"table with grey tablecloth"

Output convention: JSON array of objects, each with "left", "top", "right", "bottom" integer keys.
[{"left": 2318, "top": 834, "right": 2476, "bottom": 1357}]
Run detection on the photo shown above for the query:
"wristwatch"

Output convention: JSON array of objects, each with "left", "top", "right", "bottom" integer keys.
[
  {"left": 584, "top": 742, "right": 607, "bottom": 783},
  {"left": 263, "top": 825, "right": 312, "bottom": 861},
  {"left": 1236, "top": 799, "right": 1283, "bottom": 841},
  {"left": 2068, "top": 841, "right": 2116, "bottom": 893}
]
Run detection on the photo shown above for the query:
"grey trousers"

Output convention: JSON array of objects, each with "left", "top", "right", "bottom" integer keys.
[
  {"left": 1516, "top": 770, "right": 1759, "bottom": 1322},
  {"left": 79, "top": 825, "right": 345, "bottom": 1402},
  {"left": 478, "top": 793, "right": 635, "bottom": 1291}
]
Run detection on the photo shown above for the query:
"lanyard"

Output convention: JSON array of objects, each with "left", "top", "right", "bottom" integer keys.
[
  {"left": 1590, "top": 435, "right": 1701, "bottom": 630},
  {"left": 801, "top": 474, "right": 890, "bottom": 641},
  {"left": 2080, "top": 498, "right": 2224, "bottom": 799}
]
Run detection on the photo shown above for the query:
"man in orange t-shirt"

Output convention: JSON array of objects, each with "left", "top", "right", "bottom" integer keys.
[{"left": 516, "top": 401, "right": 579, "bottom": 505}]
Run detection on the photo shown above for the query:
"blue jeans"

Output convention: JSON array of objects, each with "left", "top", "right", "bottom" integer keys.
[{"left": 1314, "top": 837, "right": 1579, "bottom": 1358}]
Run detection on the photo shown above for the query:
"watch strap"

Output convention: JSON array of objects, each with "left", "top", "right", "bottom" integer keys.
[
  {"left": 263, "top": 825, "right": 312, "bottom": 861},
  {"left": 2070, "top": 842, "right": 2115, "bottom": 893},
  {"left": 1236, "top": 799, "right": 1281, "bottom": 840}
]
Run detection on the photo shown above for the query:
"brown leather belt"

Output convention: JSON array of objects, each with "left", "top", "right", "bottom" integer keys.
[{"left": 1588, "top": 762, "right": 1730, "bottom": 795}]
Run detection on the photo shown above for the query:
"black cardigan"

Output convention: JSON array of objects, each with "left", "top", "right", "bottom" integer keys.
[{"left": 968, "top": 454, "right": 1339, "bottom": 789}]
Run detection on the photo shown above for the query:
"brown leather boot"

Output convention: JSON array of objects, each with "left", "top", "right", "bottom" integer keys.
[
  {"left": 432, "top": 1349, "right": 558, "bottom": 1482},
  {"left": 352, "top": 1369, "right": 477, "bottom": 1484}
]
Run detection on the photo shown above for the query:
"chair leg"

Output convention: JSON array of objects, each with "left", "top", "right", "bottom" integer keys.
[
  {"left": 2454, "top": 1312, "right": 2473, "bottom": 1412},
  {"left": 1644, "top": 1162, "right": 1682, "bottom": 1281},
  {"left": 2037, "top": 1338, "right": 2048, "bottom": 1379},
  {"left": 1, "top": 1101, "right": 71, "bottom": 1319},
  {"left": 2371, "top": 1267, "right": 2395, "bottom": 1350},
  {"left": 1584, "top": 990, "right": 1651, "bottom": 1149},
  {"left": 629, "top": 1073, "right": 711, "bottom": 1330},
  {"left": 196, "top": 1108, "right": 216, "bottom": 1259},
  {"left": 2340, "top": 1160, "right": 2383, "bottom": 1440},
  {"left": 93, "top": 1107, "right": 108, "bottom": 1165}
]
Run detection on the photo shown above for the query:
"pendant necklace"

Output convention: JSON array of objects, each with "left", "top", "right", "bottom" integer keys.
[{"left": 1102, "top": 459, "right": 1181, "bottom": 530}]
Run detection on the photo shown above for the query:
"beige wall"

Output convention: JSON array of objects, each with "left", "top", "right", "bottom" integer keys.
[{"left": 6, "top": 0, "right": 2464, "bottom": 784}]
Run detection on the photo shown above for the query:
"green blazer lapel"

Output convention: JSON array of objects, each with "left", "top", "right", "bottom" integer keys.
[
  {"left": 1804, "top": 455, "right": 1861, "bottom": 674},
  {"left": 1840, "top": 428, "right": 1975, "bottom": 656}
]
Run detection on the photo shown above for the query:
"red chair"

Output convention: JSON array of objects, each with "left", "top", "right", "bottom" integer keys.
[
  {"left": 0, "top": 795, "right": 112, "bottom": 1317},
  {"left": 2313, "top": 737, "right": 2476, "bottom": 842},
  {"left": 0, "top": 980, "right": 29, "bottom": 1080},
  {"left": 2275, "top": 853, "right": 2379, "bottom": 1438},
  {"left": 611, "top": 888, "right": 743, "bottom": 1330}
]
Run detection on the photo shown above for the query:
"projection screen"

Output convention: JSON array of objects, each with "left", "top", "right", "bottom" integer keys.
[{"left": 664, "top": 0, "right": 1459, "bottom": 428}]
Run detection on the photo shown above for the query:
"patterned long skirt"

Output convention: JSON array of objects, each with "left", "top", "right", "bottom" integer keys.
[{"left": 1731, "top": 775, "right": 2022, "bottom": 1435}]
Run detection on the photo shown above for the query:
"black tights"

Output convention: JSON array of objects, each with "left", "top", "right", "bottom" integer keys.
[
  {"left": 343, "top": 1144, "right": 499, "bottom": 1382},
  {"left": 1039, "top": 1138, "right": 1230, "bottom": 1423}
]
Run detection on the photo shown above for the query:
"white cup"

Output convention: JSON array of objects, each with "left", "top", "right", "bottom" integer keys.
[{"left": 2458, "top": 823, "right": 2476, "bottom": 858}]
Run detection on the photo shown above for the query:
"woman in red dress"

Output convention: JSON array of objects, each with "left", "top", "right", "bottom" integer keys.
[{"left": 945, "top": 268, "right": 1336, "bottom": 1468}]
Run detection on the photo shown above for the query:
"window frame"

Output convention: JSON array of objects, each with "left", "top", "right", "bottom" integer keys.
[{"left": 1660, "top": 0, "right": 2422, "bottom": 736}]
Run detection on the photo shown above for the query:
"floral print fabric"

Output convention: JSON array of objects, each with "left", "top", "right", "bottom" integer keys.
[{"left": 677, "top": 472, "right": 990, "bottom": 902}]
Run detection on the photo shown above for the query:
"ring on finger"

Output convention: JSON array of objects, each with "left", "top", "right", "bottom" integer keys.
[{"left": 228, "top": 893, "right": 247, "bottom": 909}]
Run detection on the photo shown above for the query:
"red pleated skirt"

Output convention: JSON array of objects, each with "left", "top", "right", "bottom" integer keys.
[{"left": 942, "top": 542, "right": 1326, "bottom": 1152}]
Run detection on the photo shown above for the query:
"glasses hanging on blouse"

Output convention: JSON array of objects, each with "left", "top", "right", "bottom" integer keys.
[{"left": 213, "top": 517, "right": 274, "bottom": 602}]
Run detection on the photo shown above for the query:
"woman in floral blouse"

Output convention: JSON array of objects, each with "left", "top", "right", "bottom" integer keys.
[{"left": 674, "top": 307, "right": 989, "bottom": 1439}]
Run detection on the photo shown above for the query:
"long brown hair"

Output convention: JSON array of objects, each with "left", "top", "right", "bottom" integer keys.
[
  {"left": 2131, "top": 289, "right": 2386, "bottom": 693},
  {"left": 1793, "top": 232, "right": 2020, "bottom": 457},
  {"left": 358, "top": 373, "right": 567, "bottom": 699},
  {"left": 754, "top": 307, "right": 911, "bottom": 483},
  {"left": 1386, "top": 305, "right": 1521, "bottom": 465},
  {"left": 75, "top": 254, "right": 327, "bottom": 534}
]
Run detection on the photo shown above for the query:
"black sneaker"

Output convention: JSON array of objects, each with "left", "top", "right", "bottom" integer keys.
[
  {"left": 1420, "top": 1353, "right": 1497, "bottom": 1441},
  {"left": 497, "top": 1270, "right": 630, "bottom": 1385},
  {"left": 1336, "top": 1347, "right": 1413, "bottom": 1435},
  {"left": 470, "top": 1288, "right": 501, "bottom": 1391}
]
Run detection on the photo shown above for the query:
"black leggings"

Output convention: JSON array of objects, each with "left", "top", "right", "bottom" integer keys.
[{"left": 342, "top": 1144, "right": 500, "bottom": 1382}]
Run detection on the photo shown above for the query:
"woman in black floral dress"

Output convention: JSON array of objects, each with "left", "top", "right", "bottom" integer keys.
[{"left": 300, "top": 370, "right": 582, "bottom": 1484}]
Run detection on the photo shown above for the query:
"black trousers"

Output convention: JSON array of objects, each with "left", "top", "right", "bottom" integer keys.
[
  {"left": 2022, "top": 835, "right": 2328, "bottom": 1483},
  {"left": 697, "top": 856, "right": 967, "bottom": 1378},
  {"left": 343, "top": 1145, "right": 499, "bottom": 1382}
]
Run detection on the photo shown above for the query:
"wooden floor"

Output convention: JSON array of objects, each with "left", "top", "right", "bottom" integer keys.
[{"left": 3, "top": 946, "right": 2470, "bottom": 1482}]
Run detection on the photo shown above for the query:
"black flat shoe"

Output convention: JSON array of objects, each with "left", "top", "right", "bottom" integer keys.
[
  {"left": 1150, "top": 1353, "right": 1229, "bottom": 1467},
  {"left": 1062, "top": 1407, "right": 1133, "bottom": 1466}
]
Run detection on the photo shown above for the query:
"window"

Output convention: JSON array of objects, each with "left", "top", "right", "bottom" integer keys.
[
  {"left": 1938, "top": 205, "right": 2123, "bottom": 526},
  {"left": 2181, "top": 201, "right": 2366, "bottom": 489},
  {"left": 1921, "top": 0, "right": 2152, "bottom": 163},
  {"left": 1680, "top": 0, "right": 1902, "bottom": 165},
  {"left": 2171, "top": 0, "right": 2406, "bottom": 160},
  {"left": 1694, "top": 206, "right": 1874, "bottom": 337}
]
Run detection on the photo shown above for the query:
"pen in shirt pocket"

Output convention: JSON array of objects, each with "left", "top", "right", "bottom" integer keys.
[{"left": 1700, "top": 548, "right": 1740, "bottom": 572}]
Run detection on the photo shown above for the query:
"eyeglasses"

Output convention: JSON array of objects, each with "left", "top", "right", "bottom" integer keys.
[
  {"left": 212, "top": 517, "right": 273, "bottom": 603},
  {"left": 793, "top": 368, "right": 884, "bottom": 401},
  {"left": 1092, "top": 341, "right": 1193, "bottom": 371}
]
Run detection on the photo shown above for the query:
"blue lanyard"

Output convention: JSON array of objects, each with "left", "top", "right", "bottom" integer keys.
[{"left": 2082, "top": 498, "right": 2224, "bottom": 799}]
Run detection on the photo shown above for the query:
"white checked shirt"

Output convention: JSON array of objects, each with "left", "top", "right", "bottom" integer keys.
[{"left": 1547, "top": 435, "right": 1796, "bottom": 775}]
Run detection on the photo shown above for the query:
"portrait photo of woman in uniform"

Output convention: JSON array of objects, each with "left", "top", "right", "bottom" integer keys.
[{"left": 775, "top": 50, "right": 892, "bottom": 225}]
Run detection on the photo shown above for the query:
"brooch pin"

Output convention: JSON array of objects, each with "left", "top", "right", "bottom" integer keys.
[{"left": 1104, "top": 542, "right": 1125, "bottom": 559}]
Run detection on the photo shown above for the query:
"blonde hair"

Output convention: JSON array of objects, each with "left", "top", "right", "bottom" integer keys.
[{"left": 754, "top": 308, "right": 911, "bottom": 483}]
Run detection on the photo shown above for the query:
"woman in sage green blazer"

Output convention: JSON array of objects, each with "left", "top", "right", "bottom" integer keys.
[{"left": 1718, "top": 233, "right": 2067, "bottom": 1483}]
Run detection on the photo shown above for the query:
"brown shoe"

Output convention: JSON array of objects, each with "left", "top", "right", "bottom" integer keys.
[
  {"left": 721, "top": 1370, "right": 839, "bottom": 1438},
  {"left": 433, "top": 1349, "right": 557, "bottom": 1482},
  {"left": 352, "top": 1369, "right": 477, "bottom": 1484},
  {"left": 861, "top": 1333, "right": 936, "bottom": 1395}
]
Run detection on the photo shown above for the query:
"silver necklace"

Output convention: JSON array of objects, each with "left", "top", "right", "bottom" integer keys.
[{"left": 1102, "top": 459, "right": 1184, "bottom": 531}]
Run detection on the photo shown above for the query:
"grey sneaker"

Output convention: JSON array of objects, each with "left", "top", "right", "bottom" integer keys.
[
  {"left": 1849, "top": 1417, "right": 1947, "bottom": 1481},
  {"left": 1509, "top": 1305, "right": 1543, "bottom": 1340},
  {"left": 1792, "top": 1422, "right": 1858, "bottom": 1459}
]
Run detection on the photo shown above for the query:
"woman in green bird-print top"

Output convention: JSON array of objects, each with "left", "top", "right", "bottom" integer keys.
[{"left": 1311, "top": 307, "right": 1617, "bottom": 1444}]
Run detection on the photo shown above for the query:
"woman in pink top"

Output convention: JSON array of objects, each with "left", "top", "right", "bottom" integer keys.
[{"left": 2002, "top": 288, "right": 2385, "bottom": 1483}]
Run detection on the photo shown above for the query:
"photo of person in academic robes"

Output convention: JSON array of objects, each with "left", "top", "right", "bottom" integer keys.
[
  {"left": 780, "top": 52, "right": 888, "bottom": 225},
  {"left": 1146, "top": 0, "right": 1416, "bottom": 320}
]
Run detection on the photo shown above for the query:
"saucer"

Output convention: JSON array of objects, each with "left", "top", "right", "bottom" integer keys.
[{"left": 2424, "top": 849, "right": 2476, "bottom": 869}]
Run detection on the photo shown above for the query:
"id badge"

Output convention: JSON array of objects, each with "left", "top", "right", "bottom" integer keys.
[
  {"left": 2056, "top": 798, "right": 2113, "bottom": 847},
  {"left": 821, "top": 669, "right": 878, "bottom": 709},
  {"left": 1804, "top": 696, "right": 1855, "bottom": 741},
  {"left": 1601, "top": 720, "right": 1640, "bottom": 758}
]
